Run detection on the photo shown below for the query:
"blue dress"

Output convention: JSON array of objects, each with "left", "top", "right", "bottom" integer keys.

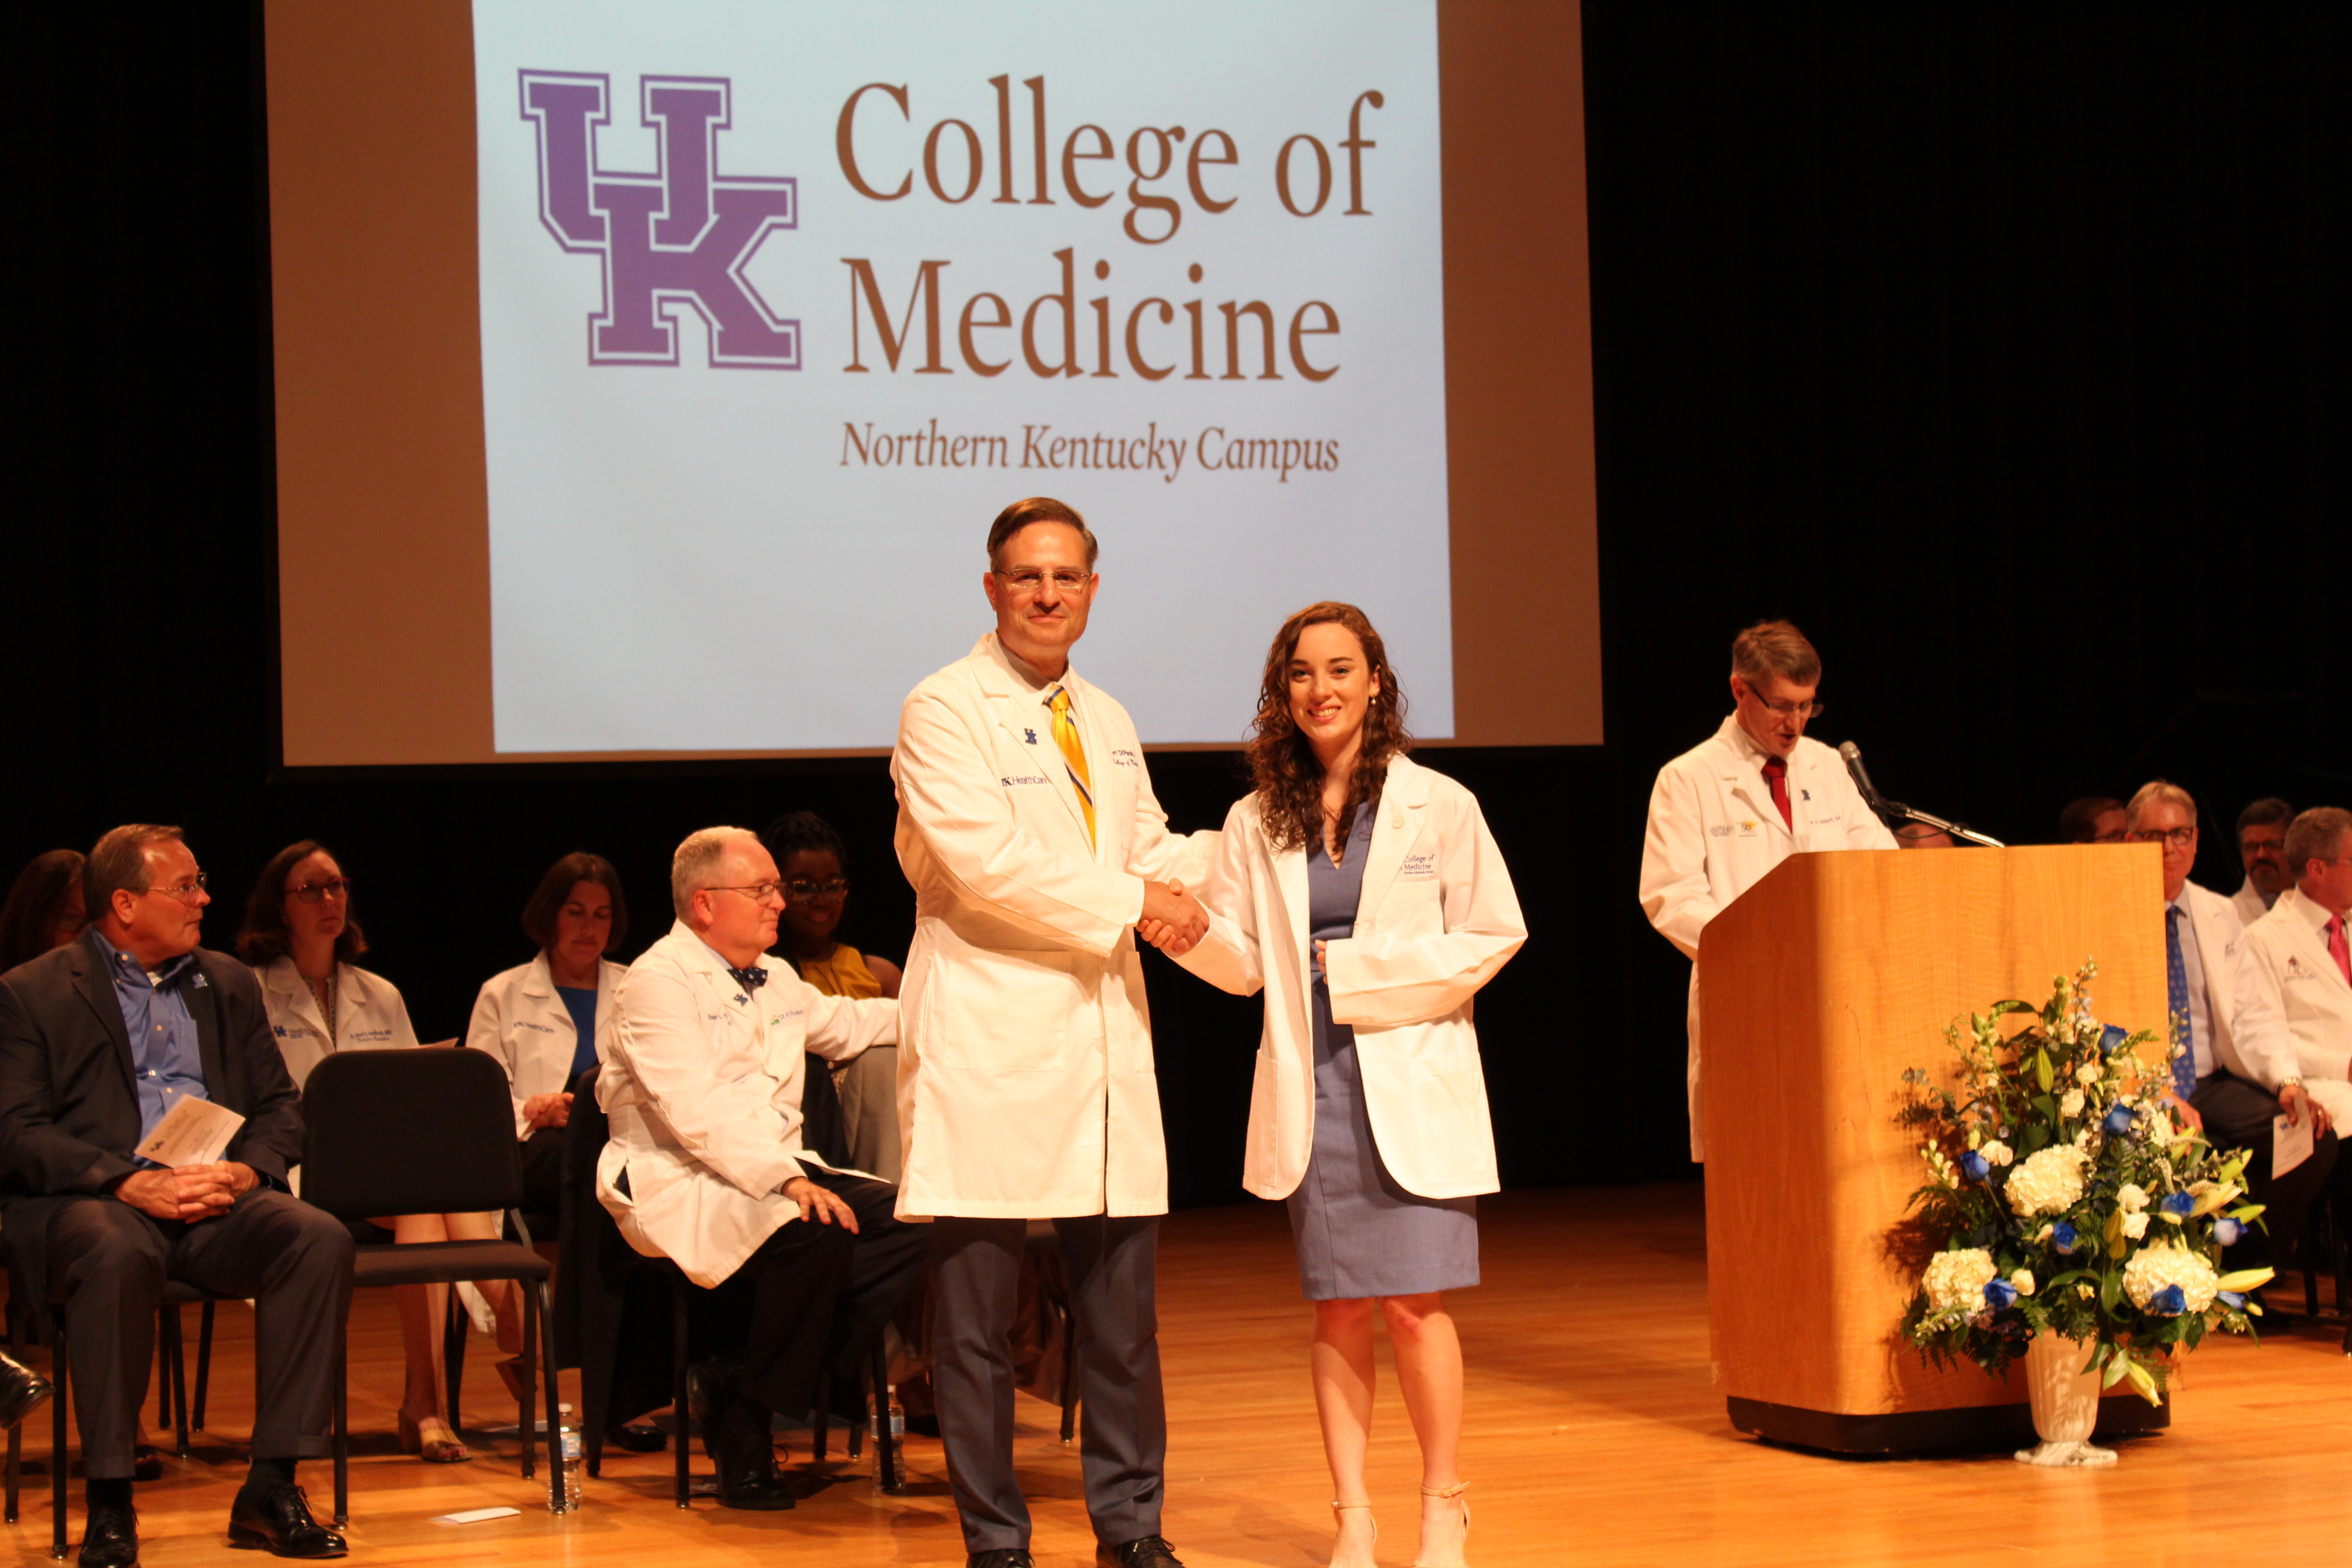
[{"left": 1286, "top": 803, "right": 1479, "bottom": 1300}]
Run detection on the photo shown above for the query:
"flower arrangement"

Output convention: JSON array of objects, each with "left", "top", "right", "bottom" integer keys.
[{"left": 1898, "top": 959, "right": 2272, "bottom": 1402}]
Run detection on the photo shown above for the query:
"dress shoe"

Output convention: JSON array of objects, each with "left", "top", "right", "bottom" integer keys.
[
  {"left": 0, "top": 1350, "right": 54, "bottom": 1429},
  {"left": 225, "top": 1483, "right": 348, "bottom": 1558},
  {"left": 967, "top": 1552, "right": 1036, "bottom": 1568},
  {"left": 604, "top": 1421, "right": 668, "bottom": 1454},
  {"left": 1098, "top": 1536, "right": 1186, "bottom": 1568},
  {"left": 77, "top": 1499, "right": 137, "bottom": 1568}
]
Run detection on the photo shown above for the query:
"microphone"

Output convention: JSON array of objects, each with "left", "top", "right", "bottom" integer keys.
[{"left": 1838, "top": 741, "right": 1885, "bottom": 810}]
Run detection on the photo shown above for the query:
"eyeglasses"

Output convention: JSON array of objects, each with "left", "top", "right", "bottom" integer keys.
[
  {"left": 147, "top": 873, "right": 208, "bottom": 904},
  {"left": 708, "top": 882, "right": 787, "bottom": 905},
  {"left": 993, "top": 568, "right": 1092, "bottom": 595},
  {"left": 787, "top": 876, "right": 850, "bottom": 900},
  {"left": 1755, "top": 696, "right": 1825, "bottom": 720},
  {"left": 2127, "top": 827, "right": 2196, "bottom": 849},
  {"left": 286, "top": 877, "right": 353, "bottom": 904}
]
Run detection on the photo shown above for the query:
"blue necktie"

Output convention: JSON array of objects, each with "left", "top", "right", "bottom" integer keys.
[{"left": 2164, "top": 906, "right": 2196, "bottom": 1102}]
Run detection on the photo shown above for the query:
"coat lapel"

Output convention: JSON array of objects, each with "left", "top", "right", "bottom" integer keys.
[
  {"left": 1276, "top": 835, "right": 1312, "bottom": 981},
  {"left": 980, "top": 640, "right": 1092, "bottom": 851},
  {"left": 69, "top": 944, "right": 138, "bottom": 1098},
  {"left": 190, "top": 956, "right": 231, "bottom": 1111},
  {"left": 1354, "top": 756, "right": 1428, "bottom": 923},
  {"left": 2277, "top": 892, "right": 2351, "bottom": 996}
]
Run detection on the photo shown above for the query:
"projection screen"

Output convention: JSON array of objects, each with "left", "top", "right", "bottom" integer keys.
[{"left": 265, "top": 0, "right": 1600, "bottom": 764}]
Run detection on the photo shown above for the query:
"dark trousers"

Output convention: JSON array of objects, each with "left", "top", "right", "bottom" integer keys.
[
  {"left": 46, "top": 1189, "right": 353, "bottom": 1477},
  {"left": 930, "top": 1215, "right": 1165, "bottom": 1553},
  {"left": 2192, "top": 1070, "right": 2341, "bottom": 1268},
  {"left": 519, "top": 1125, "right": 564, "bottom": 1221},
  {"left": 702, "top": 1170, "right": 926, "bottom": 1420}
]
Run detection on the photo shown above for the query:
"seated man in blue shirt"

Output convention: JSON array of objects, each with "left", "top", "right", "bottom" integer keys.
[{"left": 0, "top": 825, "right": 352, "bottom": 1567}]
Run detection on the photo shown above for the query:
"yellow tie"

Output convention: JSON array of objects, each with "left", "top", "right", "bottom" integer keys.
[{"left": 1049, "top": 686, "right": 1096, "bottom": 850}]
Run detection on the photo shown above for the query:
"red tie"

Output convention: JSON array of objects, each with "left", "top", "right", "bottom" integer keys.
[
  {"left": 2328, "top": 915, "right": 2351, "bottom": 986},
  {"left": 1760, "top": 757, "right": 1793, "bottom": 830}
]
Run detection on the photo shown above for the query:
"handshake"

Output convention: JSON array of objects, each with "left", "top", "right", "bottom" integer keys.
[{"left": 1137, "top": 879, "right": 1210, "bottom": 957}]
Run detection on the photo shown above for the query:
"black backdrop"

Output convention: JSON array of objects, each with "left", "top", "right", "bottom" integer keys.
[{"left": 8, "top": 5, "right": 2340, "bottom": 1208}]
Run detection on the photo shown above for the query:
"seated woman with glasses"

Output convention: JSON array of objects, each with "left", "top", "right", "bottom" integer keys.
[
  {"left": 759, "top": 812, "right": 902, "bottom": 1177},
  {"left": 238, "top": 840, "right": 513, "bottom": 1465}
]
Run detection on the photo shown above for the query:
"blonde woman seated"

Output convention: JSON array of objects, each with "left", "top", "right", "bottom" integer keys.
[
  {"left": 1145, "top": 604, "right": 1524, "bottom": 1568},
  {"left": 238, "top": 839, "right": 516, "bottom": 1464}
]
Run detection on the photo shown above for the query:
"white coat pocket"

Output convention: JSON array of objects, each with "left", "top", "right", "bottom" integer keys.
[{"left": 921, "top": 947, "right": 1077, "bottom": 1071}]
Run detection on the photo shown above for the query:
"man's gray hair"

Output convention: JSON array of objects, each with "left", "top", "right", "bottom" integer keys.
[
  {"left": 84, "top": 824, "right": 185, "bottom": 918},
  {"left": 671, "top": 826, "right": 756, "bottom": 918},
  {"left": 2124, "top": 779, "right": 2196, "bottom": 831},
  {"left": 2284, "top": 807, "right": 2352, "bottom": 882}
]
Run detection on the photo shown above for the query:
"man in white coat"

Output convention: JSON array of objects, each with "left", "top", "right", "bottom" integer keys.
[
  {"left": 2230, "top": 797, "right": 2296, "bottom": 928},
  {"left": 2241, "top": 806, "right": 2352, "bottom": 1152},
  {"left": 1638, "top": 619, "right": 1898, "bottom": 1160},
  {"left": 2124, "top": 783, "right": 2337, "bottom": 1268},
  {"left": 892, "top": 496, "right": 1211, "bottom": 1568},
  {"left": 597, "top": 828, "right": 926, "bottom": 1509}
]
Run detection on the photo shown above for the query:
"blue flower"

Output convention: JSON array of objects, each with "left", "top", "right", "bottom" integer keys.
[
  {"left": 2051, "top": 1221, "right": 2078, "bottom": 1254},
  {"left": 1960, "top": 1151, "right": 1991, "bottom": 1182},
  {"left": 2148, "top": 1284, "right": 2186, "bottom": 1316},
  {"left": 2213, "top": 1217, "right": 2244, "bottom": 1246},
  {"left": 2159, "top": 1191, "right": 2194, "bottom": 1218},
  {"left": 2103, "top": 1102, "right": 2137, "bottom": 1136},
  {"left": 1984, "top": 1279, "right": 2019, "bottom": 1310},
  {"left": 2217, "top": 1290, "right": 2247, "bottom": 1310},
  {"left": 2099, "top": 1024, "right": 2130, "bottom": 1056}
]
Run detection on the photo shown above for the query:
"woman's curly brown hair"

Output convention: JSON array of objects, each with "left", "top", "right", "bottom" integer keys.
[{"left": 1245, "top": 603, "right": 1411, "bottom": 857}]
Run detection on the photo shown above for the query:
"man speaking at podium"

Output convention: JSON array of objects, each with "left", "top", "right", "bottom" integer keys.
[{"left": 1639, "top": 620, "right": 1897, "bottom": 1160}]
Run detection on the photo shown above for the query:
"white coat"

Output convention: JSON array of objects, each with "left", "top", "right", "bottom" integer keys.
[
  {"left": 2238, "top": 887, "right": 2352, "bottom": 1130},
  {"left": 2175, "top": 879, "right": 2299, "bottom": 1092},
  {"left": 1637, "top": 715, "right": 1898, "bottom": 1159},
  {"left": 595, "top": 921, "right": 896, "bottom": 1289},
  {"left": 889, "top": 632, "right": 1215, "bottom": 1221},
  {"left": 465, "top": 952, "right": 627, "bottom": 1139},
  {"left": 252, "top": 955, "right": 420, "bottom": 1090},
  {"left": 2230, "top": 879, "right": 2273, "bottom": 930},
  {"left": 1181, "top": 755, "right": 1525, "bottom": 1200}
]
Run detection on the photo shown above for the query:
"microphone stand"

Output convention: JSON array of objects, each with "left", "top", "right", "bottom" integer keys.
[{"left": 1871, "top": 799, "right": 2005, "bottom": 849}]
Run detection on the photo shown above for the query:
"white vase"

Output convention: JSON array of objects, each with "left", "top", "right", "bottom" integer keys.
[{"left": 2013, "top": 1333, "right": 2117, "bottom": 1467}]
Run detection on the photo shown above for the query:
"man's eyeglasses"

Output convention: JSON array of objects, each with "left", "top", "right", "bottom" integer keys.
[
  {"left": 286, "top": 877, "right": 353, "bottom": 904},
  {"left": 1755, "top": 696, "right": 1825, "bottom": 720},
  {"left": 148, "top": 873, "right": 208, "bottom": 905},
  {"left": 993, "top": 568, "right": 1092, "bottom": 595},
  {"left": 787, "top": 877, "right": 850, "bottom": 900},
  {"left": 709, "top": 882, "right": 787, "bottom": 905},
  {"left": 2127, "top": 827, "right": 2196, "bottom": 849}
]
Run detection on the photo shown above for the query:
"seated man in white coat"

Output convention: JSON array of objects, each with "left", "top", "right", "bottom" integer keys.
[
  {"left": 2241, "top": 806, "right": 2352, "bottom": 1178},
  {"left": 597, "top": 827, "right": 926, "bottom": 1509},
  {"left": 2125, "top": 782, "right": 2337, "bottom": 1269},
  {"left": 1638, "top": 619, "right": 1896, "bottom": 1160}
]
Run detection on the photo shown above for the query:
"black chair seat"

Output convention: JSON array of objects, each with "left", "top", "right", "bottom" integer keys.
[{"left": 350, "top": 1239, "right": 551, "bottom": 1290}]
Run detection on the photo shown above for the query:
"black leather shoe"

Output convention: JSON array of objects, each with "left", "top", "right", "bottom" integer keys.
[
  {"left": 77, "top": 1500, "right": 137, "bottom": 1568},
  {"left": 1098, "top": 1537, "right": 1186, "bottom": 1568},
  {"left": 967, "top": 1552, "right": 1036, "bottom": 1568},
  {"left": 225, "top": 1483, "right": 348, "bottom": 1558},
  {"left": 604, "top": 1421, "right": 668, "bottom": 1454},
  {"left": 0, "top": 1351, "right": 54, "bottom": 1429}
]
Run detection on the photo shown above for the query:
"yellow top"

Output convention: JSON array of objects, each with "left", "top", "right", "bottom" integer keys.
[{"left": 794, "top": 942, "right": 884, "bottom": 999}]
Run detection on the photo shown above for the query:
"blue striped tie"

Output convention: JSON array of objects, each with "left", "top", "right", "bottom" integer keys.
[{"left": 2165, "top": 906, "right": 2196, "bottom": 1102}]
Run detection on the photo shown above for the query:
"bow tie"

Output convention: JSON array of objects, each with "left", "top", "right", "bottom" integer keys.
[{"left": 728, "top": 965, "right": 769, "bottom": 993}]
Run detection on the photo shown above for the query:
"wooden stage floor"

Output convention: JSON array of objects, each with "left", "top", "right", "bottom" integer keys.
[{"left": 6, "top": 1184, "right": 2348, "bottom": 1567}]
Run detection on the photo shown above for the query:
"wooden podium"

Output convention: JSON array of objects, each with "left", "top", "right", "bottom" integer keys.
[{"left": 1700, "top": 844, "right": 2171, "bottom": 1453}]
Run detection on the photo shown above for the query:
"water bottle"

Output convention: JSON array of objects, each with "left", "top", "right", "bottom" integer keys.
[
  {"left": 552, "top": 1402, "right": 583, "bottom": 1512},
  {"left": 872, "top": 1385, "right": 905, "bottom": 1492}
]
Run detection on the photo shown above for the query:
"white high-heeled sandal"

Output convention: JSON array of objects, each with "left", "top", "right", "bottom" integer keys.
[{"left": 1413, "top": 1480, "right": 1469, "bottom": 1568}]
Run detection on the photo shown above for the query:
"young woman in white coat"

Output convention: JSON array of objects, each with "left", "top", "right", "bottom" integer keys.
[
  {"left": 1150, "top": 603, "right": 1525, "bottom": 1568},
  {"left": 238, "top": 839, "right": 505, "bottom": 1465}
]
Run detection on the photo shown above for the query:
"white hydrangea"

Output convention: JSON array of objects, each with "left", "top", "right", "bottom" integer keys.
[
  {"left": 2005, "top": 1146, "right": 2089, "bottom": 1216},
  {"left": 2122, "top": 1212, "right": 2149, "bottom": 1240},
  {"left": 2122, "top": 1243, "right": 2220, "bottom": 1314},
  {"left": 2076, "top": 1060, "right": 2101, "bottom": 1084},
  {"left": 1923, "top": 1249, "right": 1999, "bottom": 1314},
  {"left": 2060, "top": 1088, "right": 2086, "bottom": 1118}
]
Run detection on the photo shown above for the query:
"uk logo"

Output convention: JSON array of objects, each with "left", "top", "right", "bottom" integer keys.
[{"left": 519, "top": 71, "right": 800, "bottom": 368}]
